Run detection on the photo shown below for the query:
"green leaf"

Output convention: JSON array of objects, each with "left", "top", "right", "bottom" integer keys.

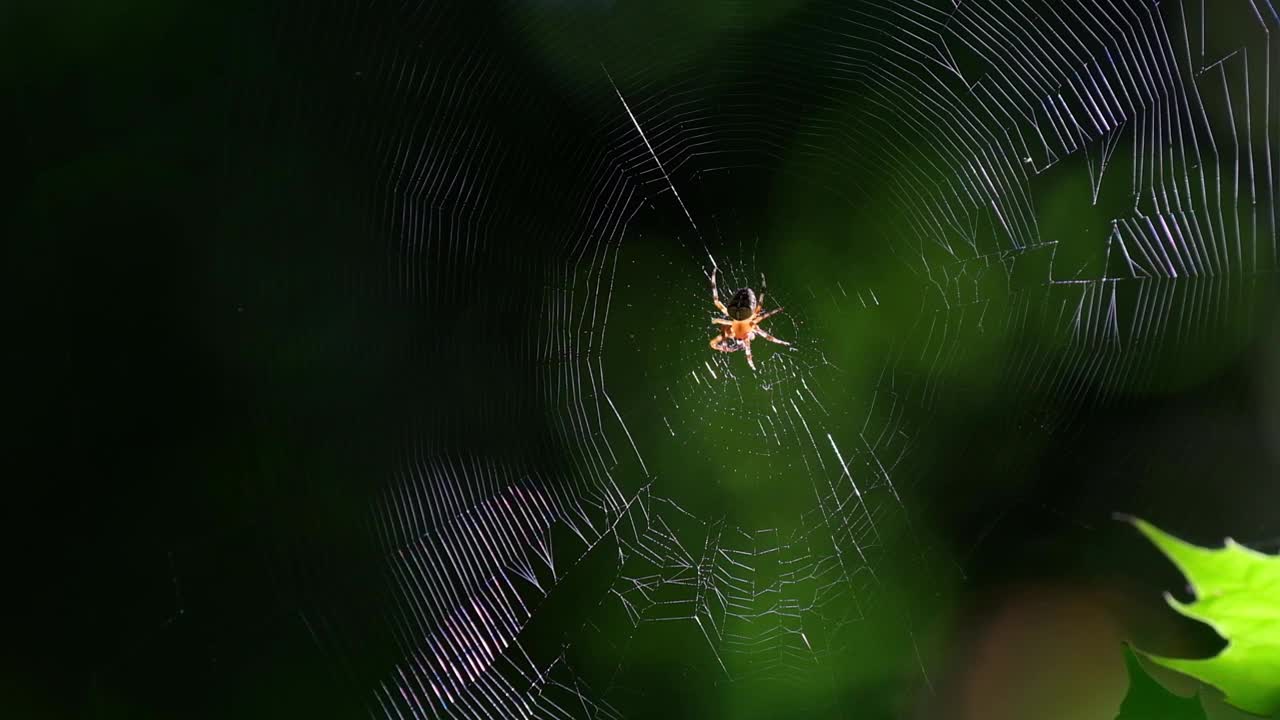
[
  {"left": 1116, "top": 645, "right": 1208, "bottom": 720},
  {"left": 1131, "top": 517, "right": 1280, "bottom": 716}
]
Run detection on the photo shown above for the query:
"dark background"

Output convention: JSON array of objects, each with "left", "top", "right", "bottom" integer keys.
[{"left": 8, "top": 1, "right": 1278, "bottom": 719}]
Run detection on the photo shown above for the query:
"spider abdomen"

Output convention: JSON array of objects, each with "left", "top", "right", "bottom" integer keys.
[{"left": 726, "top": 287, "right": 756, "bottom": 320}]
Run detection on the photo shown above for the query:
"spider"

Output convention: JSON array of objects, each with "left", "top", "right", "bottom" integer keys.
[{"left": 708, "top": 268, "right": 790, "bottom": 370}]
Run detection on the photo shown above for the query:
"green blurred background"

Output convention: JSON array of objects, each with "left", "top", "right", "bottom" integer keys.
[{"left": 8, "top": 1, "right": 1278, "bottom": 719}]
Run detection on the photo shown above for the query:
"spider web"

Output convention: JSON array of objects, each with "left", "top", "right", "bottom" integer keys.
[{"left": 225, "top": 1, "right": 1280, "bottom": 718}]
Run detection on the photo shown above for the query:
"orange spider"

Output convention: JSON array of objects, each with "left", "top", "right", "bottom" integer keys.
[{"left": 708, "top": 268, "right": 790, "bottom": 370}]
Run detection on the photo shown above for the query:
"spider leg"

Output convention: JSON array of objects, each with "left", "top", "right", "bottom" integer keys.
[
  {"left": 756, "top": 306, "right": 785, "bottom": 322},
  {"left": 755, "top": 327, "right": 790, "bottom": 346},
  {"left": 743, "top": 337, "right": 756, "bottom": 370},
  {"left": 710, "top": 267, "right": 729, "bottom": 316},
  {"left": 755, "top": 273, "right": 766, "bottom": 313},
  {"left": 710, "top": 334, "right": 739, "bottom": 352},
  {"left": 711, "top": 317, "right": 732, "bottom": 326}
]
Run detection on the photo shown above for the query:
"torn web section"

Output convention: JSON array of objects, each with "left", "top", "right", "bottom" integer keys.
[
  {"left": 827, "top": 0, "right": 1280, "bottom": 431},
  {"left": 370, "top": 456, "right": 551, "bottom": 693},
  {"left": 553, "top": 404, "right": 921, "bottom": 715},
  {"left": 918, "top": 0, "right": 1280, "bottom": 414},
  {"left": 364, "top": 199, "right": 649, "bottom": 719},
  {"left": 369, "top": 446, "right": 642, "bottom": 720},
  {"left": 558, "top": 500, "right": 877, "bottom": 712},
  {"left": 337, "top": 6, "right": 654, "bottom": 717}
]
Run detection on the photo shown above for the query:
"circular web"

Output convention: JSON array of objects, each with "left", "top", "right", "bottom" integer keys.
[{"left": 239, "top": 1, "right": 1280, "bottom": 717}]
